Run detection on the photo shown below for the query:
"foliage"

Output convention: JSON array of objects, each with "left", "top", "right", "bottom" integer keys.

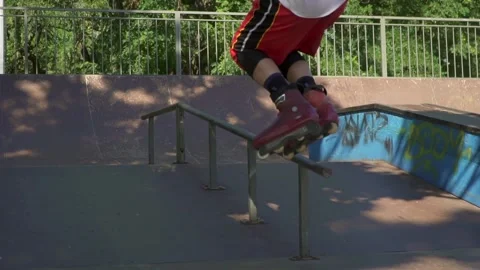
[{"left": 3, "top": 0, "right": 480, "bottom": 77}]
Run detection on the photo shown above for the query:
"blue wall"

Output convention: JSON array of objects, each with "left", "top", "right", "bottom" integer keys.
[{"left": 309, "top": 110, "right": 480, "bottom": 207}]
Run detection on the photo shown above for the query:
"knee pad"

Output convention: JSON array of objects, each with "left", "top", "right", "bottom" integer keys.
[
  {"left": 235, "top": 49, "right": 268, "bottom": 77},
  {"left": 278, "top": 51, "right": 305, "bottom": 77}
]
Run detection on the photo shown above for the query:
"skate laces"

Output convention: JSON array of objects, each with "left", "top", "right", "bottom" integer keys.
[
  {"left": 297, "top": 83, "right": 328, "bottom": 95},
  {"left": 310, "top": 84, "right": 328, "bottom": 95}
]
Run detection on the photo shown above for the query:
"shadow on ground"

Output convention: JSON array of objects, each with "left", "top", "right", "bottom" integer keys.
[
  {"left": 0, "top": 161, "right": 479, "bottom": 270},
  {"left": 0, "top": 74, "right": 282, "bottom": 167}
]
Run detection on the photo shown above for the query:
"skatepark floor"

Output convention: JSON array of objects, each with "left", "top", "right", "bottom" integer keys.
[
  {"left": 28, "top": 248, "right": 480, "bottom": 270},
  {"left": 1, "top": 161, "right": 480, "bottom": 270}
]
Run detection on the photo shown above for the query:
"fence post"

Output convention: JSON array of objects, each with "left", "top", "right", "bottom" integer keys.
[
  {"left": 291, "top": 165, "right": 317, "bottom": 261},
  {"left": 380, "top": 17, "right": 388, "bottom": 77},
  {"left": 23, "top": 9, "right": 28, "bottom": 74},
  {"left": 175, "top": 11, "right": 182, "bottom": 75},
  {"left": 202, "top": 121, "right": 225, "bottom": 191},
  {"left": 174, "top": 106, "right": 187, "bottom": 164},
  {"left": 0, "top": 3, "right": 4, "bottom": 74},
  {"left": 241, "top": 141, "right": 264, "bottom": 225}
]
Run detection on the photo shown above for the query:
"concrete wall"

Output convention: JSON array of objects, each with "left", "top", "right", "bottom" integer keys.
[
  {"left": 1, "top": 74, "right": 479, "bottom": 167},
  {"left": 308, "top": 110, "right": 480, "bottom": 207}
]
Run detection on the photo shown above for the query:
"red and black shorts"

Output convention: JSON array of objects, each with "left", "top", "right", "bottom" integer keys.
[{"left": 230, "top": 0, "right": 348, "bottom": 67}]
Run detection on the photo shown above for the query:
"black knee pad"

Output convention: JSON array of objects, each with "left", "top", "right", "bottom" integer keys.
[
  {"left": 279, "top": 51, "right": 305, "bottom": 77},
  {"left": 235, "top": 49, "right": 269, "bottom": 77}
]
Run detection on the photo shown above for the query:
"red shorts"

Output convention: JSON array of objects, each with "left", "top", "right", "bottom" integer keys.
[{"left": 230, "top": 0, "right": 348, "bottom": 67}]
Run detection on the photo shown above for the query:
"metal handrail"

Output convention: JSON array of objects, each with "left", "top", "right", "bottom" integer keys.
[{"left": 140, "top": 102, "right": 333, "bottom": 260}]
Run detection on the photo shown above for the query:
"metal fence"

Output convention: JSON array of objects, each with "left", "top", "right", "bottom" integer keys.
[{"left": 2, "top": 7, "right": 480, "bottom": 78}]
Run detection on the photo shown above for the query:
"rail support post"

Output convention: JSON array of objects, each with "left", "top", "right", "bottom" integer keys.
[
  {"left": 174, "top": 106, "right": 187, "bottom": 164},
  {"left": 290, "top": 165, "right": 317, "bottom": 261},
  {"left": 241, "top": 141, "right": 264, "bottom": 225},
  {"left": 202, "top": 121, "right": 225, "bottom": 191},
  {"left": 380, "top": 17, "right": 388, "bottom": 77},
  {"left": 148, "top": 116, "right": 155, "bottom": 164}
]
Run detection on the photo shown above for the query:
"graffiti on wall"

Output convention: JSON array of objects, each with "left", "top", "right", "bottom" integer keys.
[
  {"left": 310, "top": 110, "right": 480, "bottom": 207},
  {"left": 341, "top": 112, "right": 394, "bottom": 155},
  {"left": 399, "top": 121, "right": 473, "bottom": 176}
]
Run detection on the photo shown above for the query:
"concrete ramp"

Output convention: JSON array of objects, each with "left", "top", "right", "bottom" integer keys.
[
  {"left": 2, "top": 74, "right": 480, "bottom": 168},
  {"left": 0, "top": 75, "right": 277, "bottom": 167},
  {"left": 1, "top": 161, "right": 480, "bottom": 270}
]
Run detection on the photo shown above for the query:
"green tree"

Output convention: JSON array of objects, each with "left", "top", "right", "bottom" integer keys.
[{"left": 3, "top": 0, "right": 479, "bottom": 77}]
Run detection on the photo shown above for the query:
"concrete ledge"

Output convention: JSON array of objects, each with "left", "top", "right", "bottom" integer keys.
[
  {"left": 309, "top": 103, "right": 480, "bottom": 207},
  {"left": 337, "top": 103, "right": 480, "bottom": 135}
]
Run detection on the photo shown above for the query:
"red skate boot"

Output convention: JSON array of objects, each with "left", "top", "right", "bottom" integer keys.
[
  {"left": 288, "top": 84, "right": 339, "bottom": 154},
  {"left": 253, "top": 85, "right": 323, "bottom": 160},
  {"left": 303, "top": 84, "right": 339, "bottom": 135},
  {"left": 294, "top": 84, "right": 339, "bottom": 152}
]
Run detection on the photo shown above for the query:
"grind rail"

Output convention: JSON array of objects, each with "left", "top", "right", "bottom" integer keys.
[{"left": 140, "top": 102, "right": 333, "bottom": 260}]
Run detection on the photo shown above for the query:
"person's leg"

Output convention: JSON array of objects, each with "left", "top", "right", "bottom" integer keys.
[
  {"left": 229, "top": 0, "right": 322, "bottom": 158},
  {"left": 275, "top": 52, "right": 331, "bottom": 152},
  {"left": 278, "top": 51, "right": 318, "bottom": 94},
  {"left": 235, "top": 49, "right": 291, "bottom": 104},
  {"left": 230, "top": 0, "right": 298, "bottom": 104},
  {"left": 279, "top": 1, "right": 349, "bottom": 137},
  {"left": 230, "top": 0, "right": 326, "bottom": 103},
  {"left": 232, "top": 48, "right": 322, "bottom": 158}
]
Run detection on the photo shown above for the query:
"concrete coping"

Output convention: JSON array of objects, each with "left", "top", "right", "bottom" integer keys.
[{"left": 338, "top": 103, "right": 480, "bottom": 135}]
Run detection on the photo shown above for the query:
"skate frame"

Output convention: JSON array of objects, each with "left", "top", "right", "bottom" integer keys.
[{"left": 141, "top": 102, "right": 333, "bottom": 261}]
